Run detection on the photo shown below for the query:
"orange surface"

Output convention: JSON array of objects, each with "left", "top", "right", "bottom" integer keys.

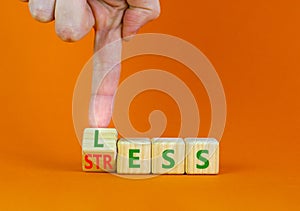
[{"left": 1, "top": 0, "right": 300, "bottom": 210}]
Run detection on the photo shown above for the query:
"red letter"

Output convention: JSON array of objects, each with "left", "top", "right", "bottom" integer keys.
[
  {"left": 103, "top": 154, "right": 113, "bottom": 170},
  {"left": 84, "top": 154, "right": 93, "bottom": 169},
  {"left": 93, "top": 154, "right": 102, "bottom": 169}
]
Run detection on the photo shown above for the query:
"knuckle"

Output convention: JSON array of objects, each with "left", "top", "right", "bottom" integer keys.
[
  {"left": 55, "top": 17, "right": 93, "bottom": 42},
  {"left": 55, "top": 25, "right": 83, "bottom": 42},
  {"left": 29, "top": 5, "right": 53, "bottom": 22}
]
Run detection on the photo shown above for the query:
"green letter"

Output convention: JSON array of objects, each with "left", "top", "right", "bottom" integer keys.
[
  {"left": 94, "top": 130, "right": 104, "bottom": 148},
  {"left": 162, "top": 149, "right": 175, "bottom": 169},
  {"left": 196, "top": 150, "right": 209, "bottom": 169},
  {"left": 129, "top": 149, "right": 140, "bottom": 168}
]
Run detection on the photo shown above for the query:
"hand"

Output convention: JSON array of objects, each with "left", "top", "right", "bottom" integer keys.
[{"left": 21, "top": 0, "right": 160, "bottom": 127}]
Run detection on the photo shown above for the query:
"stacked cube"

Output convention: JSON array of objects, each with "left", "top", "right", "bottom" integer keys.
[
  {"left": 82, "top": 128, "right": 118, "bottom": 172},
  {"left": 82, "top": 128, "right": 219, "bottom": 174}
]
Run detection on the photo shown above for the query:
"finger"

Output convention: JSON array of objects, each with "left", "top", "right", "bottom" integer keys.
[
  {"left": 28, "top": 0, "right": 56, "bottom": 23},
  {"left": 89, "top": 66, "right": 120, "bottom": 127},
  {"left": 89, "top": 25, "right": 123, "bottom": 127},
  {"left": 55, "top": 0, "right": 95, "bottom": 42},
  {"left": 122, "top": 0, "right": 160, "bottom": 39}
]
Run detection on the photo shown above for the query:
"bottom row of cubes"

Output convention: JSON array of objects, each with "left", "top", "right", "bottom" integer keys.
[{"left": 82, "top": 128, "right": 219, "bottom": 175}]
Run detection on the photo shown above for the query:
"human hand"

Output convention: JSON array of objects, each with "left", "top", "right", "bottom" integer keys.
[{"left": 21, "top": 0, "right": 160, "bottom": 127}]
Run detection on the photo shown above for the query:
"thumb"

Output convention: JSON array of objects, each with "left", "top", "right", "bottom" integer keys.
[{"left": 122, "top": 0, "right": 160, "bottom": 40}]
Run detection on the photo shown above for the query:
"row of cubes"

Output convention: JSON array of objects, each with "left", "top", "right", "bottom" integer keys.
[{"left": 82, "top": 128, "right": 219, "bottom": 174}]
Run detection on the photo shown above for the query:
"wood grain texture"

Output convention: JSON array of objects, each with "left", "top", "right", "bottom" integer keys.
[
  {"left": 117, "top": 138, "right": 151, "bottom": 174},
  {"left": 82, "top": 128, "right": 117, "bottom": 172},
  {"left": 82, "top": 151, "right": 117, "bottom": 172},
  {"left": 83, "top": 128, "right": 118, "bottom": 141},
  {"left": 185, "top": 138, "right": 219, "bottom": 174},
  {"left": 152, "top": 138, "right": 185, "bottom": 174}
]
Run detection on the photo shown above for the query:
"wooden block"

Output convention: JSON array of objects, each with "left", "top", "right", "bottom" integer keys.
[
  {"left": 83, "top": 128, "right": 118, "bottom": 140},
  {"left": 117, "top": 138, "right": 151, "bottom": 174},
  {"left": 82, "top": 128, "right": 117, "bottom": 172},
  {"left": 185, "top": 138, "right": 219, "bottom": 174},
  {"left": 152, "top": 138, "right": 185, "bottom": 174}
]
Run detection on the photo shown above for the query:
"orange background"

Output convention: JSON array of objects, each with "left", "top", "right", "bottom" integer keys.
[{"left": 1, "top": 0, "right": 300, "bottom": 210}]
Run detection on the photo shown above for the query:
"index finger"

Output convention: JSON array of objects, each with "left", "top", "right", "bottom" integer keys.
[{"left": 89, "top": 27, "right": 122, "bottom": 128}]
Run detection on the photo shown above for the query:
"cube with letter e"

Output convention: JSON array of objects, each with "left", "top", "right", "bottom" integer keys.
[{"left": 117, "top": 138, "right": 151, "bottom": 174}]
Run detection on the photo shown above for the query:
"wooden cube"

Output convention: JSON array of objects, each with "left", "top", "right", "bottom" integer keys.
[
  {"left": 82, "top": 128, "right": 117, "bottom": 172},
  {"left": 152, "top": 138, "right": 185, "bottom": 174},
  {"left": 117, "top": 138, "right": 151, "bottom": 174},
  {"left": 185, "top": 138, "right": 219, "bottom": 174},
  {"left": 83, "top": 128, "right": 118, "bottom": 141}
]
